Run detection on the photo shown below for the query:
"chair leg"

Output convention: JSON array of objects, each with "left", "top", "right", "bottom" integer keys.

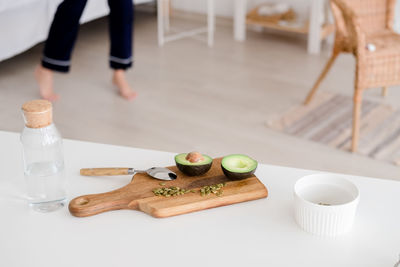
[
  {"left": 304, "top": 52, "right": 339, "bottom": 105},
  {"left": 382, "top": 86, "right": 388, "bottom": 97},
  {"left": 351, "top": 88, "right": 363, "bottom": 152}
]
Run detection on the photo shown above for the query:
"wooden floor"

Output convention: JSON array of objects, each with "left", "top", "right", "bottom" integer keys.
[{"left": 1, "top": 11, "right": 400, "bottom": 181}]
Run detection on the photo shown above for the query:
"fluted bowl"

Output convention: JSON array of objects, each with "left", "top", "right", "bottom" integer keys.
[{"left": 294, "top": 173, "right": 360, "bottom": 237}]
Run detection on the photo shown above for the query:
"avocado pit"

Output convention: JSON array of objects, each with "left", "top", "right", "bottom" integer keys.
[{"left": 185, "top": 152, "right": 204, "bottom": 163}]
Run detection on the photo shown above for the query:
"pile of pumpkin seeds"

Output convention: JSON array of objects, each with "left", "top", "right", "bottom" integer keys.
[
  {"left": 152, "top": 186, "right": 196, "bottom": 197},
  {"left": 152, "top": 182, "right": 226, "bottom": 198},
  {"left": 200, "top": 183, "right": 225, "bottom": 197}
]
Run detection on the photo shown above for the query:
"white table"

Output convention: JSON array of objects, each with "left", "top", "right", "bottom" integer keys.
[
  {"left": 0, "top": 130, "right": 399, "bottom": 267},
  {"left": 157, "top": 0, "right": 215, "bottom": 47},
  {"left": 234, "top": 0, "right": 326, "bottom": 54}
]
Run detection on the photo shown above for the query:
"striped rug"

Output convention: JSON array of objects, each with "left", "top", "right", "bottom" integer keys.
[{"left": 267, "top": 92, "right": 400, "bottom": 165}]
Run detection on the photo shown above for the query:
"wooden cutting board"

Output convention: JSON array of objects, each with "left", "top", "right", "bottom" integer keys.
[{"left": 69, "top": 158, "right": 268, "bottom": 218}]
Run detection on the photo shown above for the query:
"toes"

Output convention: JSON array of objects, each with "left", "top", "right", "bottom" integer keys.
[
  {"left": 120, "top": 91, "right": 137, "bottom": 101},
  {"left": 49, "top": 94, "right": 60, "bottom": 102},
  {"left": 127, "top": 93, "right": 137, "bottom": 101},
  {"left": 41, "top": 93, "right": 60, "bottom": 102}
]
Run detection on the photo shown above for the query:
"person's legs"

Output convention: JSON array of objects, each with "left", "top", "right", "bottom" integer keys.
[
  {"left": 108, "top": 0, "right": 136, "bottom": 101},
  {"left": 36, "top": 0, "right": 88, "bottom": 101}
]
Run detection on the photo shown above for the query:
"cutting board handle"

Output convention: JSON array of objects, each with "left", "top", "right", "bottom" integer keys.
[
  {"left": 69, "top": 188, "right": 135, "bottom": 217},
  {"left": 80, "top": 168, "right": 131, "bottom": 176}
]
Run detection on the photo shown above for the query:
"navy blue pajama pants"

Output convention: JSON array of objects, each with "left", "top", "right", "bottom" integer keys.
[{"left": 42, "top": 0, "right": 133, "bottom": 72}]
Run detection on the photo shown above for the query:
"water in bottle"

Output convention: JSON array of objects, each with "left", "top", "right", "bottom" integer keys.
[{"left": 21, "top": 100, "right": 67, "bottom": 212}]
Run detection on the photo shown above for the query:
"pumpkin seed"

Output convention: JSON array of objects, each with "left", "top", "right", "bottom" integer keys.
[
  {"left": 153, "top": 182, "right": 226, "bottom": 198},
  {"left": 152, "top": 186, "right": 197, "bottom": 197},
  {"left": 199, "top": 183, "right": 225, "bottom": 197}
]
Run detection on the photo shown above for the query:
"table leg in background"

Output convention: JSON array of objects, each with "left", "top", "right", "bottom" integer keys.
[
  {"left": 234, "top": 0, "right": 246, "bottom": 41},
  {"left": 307, "top": 0, "right": 323, "bottom": 54},
  {"left": 208, "top": 0, "right": 215, "bottom": 46},
  {"left": 157, "top": 0, "right": 164, "bottom": 46},
  {"left": 164, "top": 0, "right": 170, "bottom": 32}
]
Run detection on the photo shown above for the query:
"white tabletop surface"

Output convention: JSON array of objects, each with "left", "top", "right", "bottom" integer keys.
[{"left": 0, "top": 130, "right": 399, "bottom": 267}]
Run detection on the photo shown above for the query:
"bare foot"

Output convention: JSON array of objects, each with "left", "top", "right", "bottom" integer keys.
[
  {"left": 35, "top": 66, "right": 59, "bottom": 102},
  {"left": 112, "top": 70, "right": 137, "bottom": 101}
]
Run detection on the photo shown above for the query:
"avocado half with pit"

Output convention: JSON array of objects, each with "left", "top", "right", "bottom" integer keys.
[
  {"left": 221, "top": 154, "right": 257, "bottom": 180},
  {"left": 175, "top": 152, "right": 213, "bottom": 176}
]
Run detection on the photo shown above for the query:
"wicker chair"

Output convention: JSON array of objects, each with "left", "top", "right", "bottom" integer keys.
[{"left": 304, "top": 0, "right": 399, "bottom": 152}]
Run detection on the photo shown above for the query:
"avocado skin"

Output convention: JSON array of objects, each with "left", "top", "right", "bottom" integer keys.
[
  {"left": 221, "top": 165, "right": 257, "bottom": 180},
  {"left": 175, "top": 161, "right": 212, "bottom": 176}
]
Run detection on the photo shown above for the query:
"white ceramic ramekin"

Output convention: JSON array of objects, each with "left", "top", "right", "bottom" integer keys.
[{"left": 294, "top": 173, "right": 360, "bottom": 237}]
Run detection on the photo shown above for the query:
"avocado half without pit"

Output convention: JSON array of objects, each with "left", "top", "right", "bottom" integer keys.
[
  {"left": 175, "top": 152, "right": 213, "bottom": 176},
  {"left": 221, "top": 154, "right": 257, "bottom": 180}
]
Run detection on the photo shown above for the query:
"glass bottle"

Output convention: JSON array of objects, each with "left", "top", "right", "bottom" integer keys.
[{"left": 21, "top": 100, "right": 66, "bottom": 212}]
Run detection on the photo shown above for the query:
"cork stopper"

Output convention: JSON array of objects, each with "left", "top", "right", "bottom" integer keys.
[{"left": 21, "top": 100, "right": 53, "bottom": 128}]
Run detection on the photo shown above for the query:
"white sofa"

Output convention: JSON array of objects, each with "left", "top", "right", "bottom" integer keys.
[{"left": 0, "top": 0, "right": 152, "bottom": 62}]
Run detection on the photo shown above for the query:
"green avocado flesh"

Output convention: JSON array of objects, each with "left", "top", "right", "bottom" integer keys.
[
  {"left": 221, "top": 154, "right": 257, "bottom": 180},
  {"left": 175, "top": 153, "right": 212, "bottom": 166},
  {"left": 175, "top": 153, "right": 213, "bottom": 176}
]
